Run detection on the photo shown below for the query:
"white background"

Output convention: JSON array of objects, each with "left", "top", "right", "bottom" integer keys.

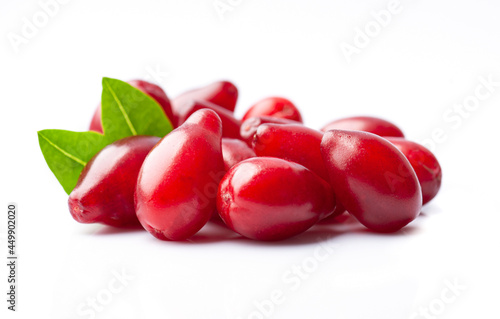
[{"left": 1, "top": 0, "right": 500, "bottom": 318}]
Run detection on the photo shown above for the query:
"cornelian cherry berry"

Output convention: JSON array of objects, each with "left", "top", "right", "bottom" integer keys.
[
  {"left": 68, "top": 135, "right": 160, "bottom": 227},
  {"left": 386, "top": 138, "right": 442, "bottom": 205},
  {"left": 252, "top": 123, "right": 329, "bottom": 181},
  {"left": 173, "top": 100, "right": 242, "bottom": 139},
  {"left": 135, "top": 109, "right": 225, "bottom": 241},
  {"left": 89, "top": 80, "right": 173, "bottom": 133},
  {"left": 172, "top": 81, "right": 238, "bottom": 123},
  {"left": 321, "top": 116, "right": 404, "bottom": 138},
  {"left": 221, "top": 138, "right": 255, "bottom": 171},
  {"left": 217, "top": 157, "right": 336, "bottom": 241},
  {"left": 240, "top": 116, "right": 299, "bottom": 146},
  {"left": 242, "top": 97, "right": 303, "bottom": 123},
  {"left": 321, "top": 129, "right": 422, "bottom": 232}
]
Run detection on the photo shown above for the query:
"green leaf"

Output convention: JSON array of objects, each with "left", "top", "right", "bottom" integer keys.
[
  {"left": 101, "top": 77, "right": 173, "bottom": 142},
  {"left": 38, "top": 130, "right": 107, "bottom": 194}
]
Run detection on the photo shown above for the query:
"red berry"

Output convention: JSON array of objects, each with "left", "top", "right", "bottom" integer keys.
[
  {"left": 240, "top": 116, "right": 299, "bottom": 146},
  {"left": 174, "top": 99, "right": 242, "bottom": 139},
  {"left": 172, "top": 81, "right": 238, "bottom": 120},
  {"left": 217, "top": 157, "right": 336, "bottom": 241},
  {"left": 221, "top": 138, "right": 255, "bottom": 171},
  {"left": 321, "top": 130, "right": 422, "bottom": 232},
  {"left": 386, "top": 138, "right": 442, "bottom": 205},
  {"left": 68, "top": 135, "right": 160, "bottom": 227},
  {"left": 252, "top": 123, "right": 329, "bottom": 181},
  {"left": 321, "top": 116, "right": 404, "bottom": 138},
  {"left": 242, "top": 97, "right": 303, "bottom": 123},
  {"left": 89, "top": 80, "right": 173, "bottom": 133},
  {"left": 135, "top": 109, "right": 225, "bottom": 240}
]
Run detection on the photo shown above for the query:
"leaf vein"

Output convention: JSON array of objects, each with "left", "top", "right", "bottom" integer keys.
[
  {"left": 104, "top": 81, "right": 138, "bottom": 135},
  {"left": 39, "top": 133, "right": 87, "bottom": 166}
]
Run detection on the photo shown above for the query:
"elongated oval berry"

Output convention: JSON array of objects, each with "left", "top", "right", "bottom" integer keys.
[
  {"left": 321, "top": 116, "right": 404, "bottom": 138},
  {"left": 321, "top": 130, "right": 422, "bottom": 232},
  {"left": 222, "top": 138, "right": 255, "bottom": 171},
  {"left": 252, "top": 123, "right": 329, "bottom": 181},
  {"left": 175, "top": 99, "right": 242, "bottom": 139},
  {"left": 68, "top": 135, "right": 160, "bottom": 227},
  {"left": 242, "top": 97, "right": 303, "bottom": 123},
  {"left": 217, "top": 157, "right": 336, "bottom": 241},
  {"left": 135, "top": 109, "right": 225, "bottom": 240},
  {"left": 89, "top": 80, "right": 173, "bottom": 133},
  {"left": 172, "top": 80, "right": 238, "bottom": 121},
  {"left": 240, "top": 116, "right": 300, "bottom": 145},
  {"left": 386, "top": 138, "right": 442, "bottom": 205}
]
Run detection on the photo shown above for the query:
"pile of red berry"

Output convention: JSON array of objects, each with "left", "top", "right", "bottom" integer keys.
[{"left": 68, "top": 80, "right": 442, "bottom": 241}]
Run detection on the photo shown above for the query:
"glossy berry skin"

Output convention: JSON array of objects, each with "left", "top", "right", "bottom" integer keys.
[
  {"left": 221, "top": 138, "right": 256, "bottom": 171},
  {"left": 175, "top": 99, "right": 242, "bottom": 139},
  {"left": 135, "top": 109, "right": 225, "bottom": 241},
  {"left": 386, "top": 138, "right": 442, "bottom": 205},
  {"left": 321, "top": 116, "right": 404, "bottom": 138},
  {"left": 217, "top": 157, "right": 336, "bottom": 241},
  {"left": 240, "top": 116, "right": 299, "bottom": 146},
  {"left": 172, "top": 81, "right": 238, "bottom": 121},
  {"left": 68, "top": 135, "right": 160, "bottom": 227},
  {"left": 242, "top": 97, "right": 303, "bottom": 123},
  {"left": 89, "top": 80, "right": 173, "bottom": 133},
  {"left": 321, "top": 130, "right": 422, "bottom": 232},
  {"left": 252, "top": 123, "right": 329, "bottom": 181}
]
